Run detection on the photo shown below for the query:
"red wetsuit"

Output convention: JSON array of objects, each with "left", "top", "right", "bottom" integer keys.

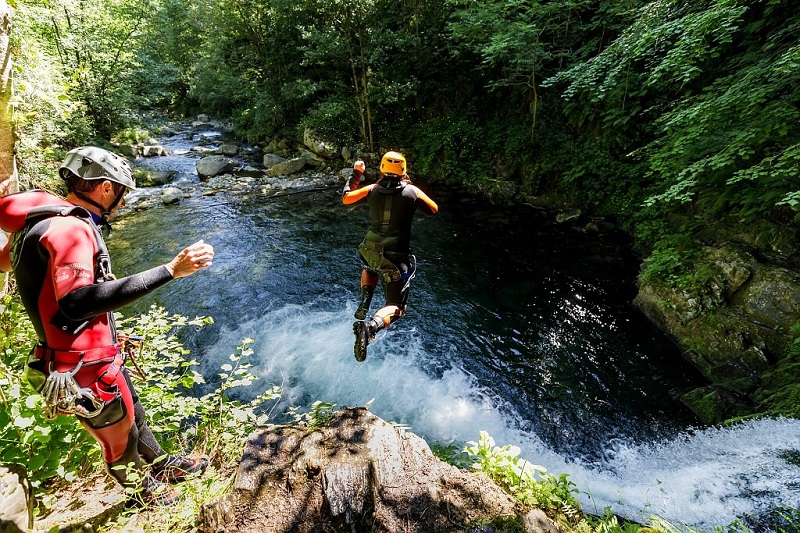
[{"left": 0, "top": 190, "right": 172, "bottom": 463}]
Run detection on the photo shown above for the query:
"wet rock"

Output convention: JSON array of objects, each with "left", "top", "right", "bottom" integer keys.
[
  {"left": 219, "top": 143, "right": 239, "bottom": 156},
  {"left": 192, "top": 146, "right": 219, "bottom": 155},
  {"left": 137, "top": 170, "right": 176, "bottom": 187},
  {"left": 161, "top": 187, "right": 184, "bottom": 205},
  {"left": 680, "top": 387, "right": 752, "bottom": 425},
  {"left": 141, "top": 145, "right": 166, "bottom": 157},
  {"left": 196, "top": 155, "right": 235, "bottom": 180},
  {"left": 635, "top": 241, "right": 800, "bottom": 422}
]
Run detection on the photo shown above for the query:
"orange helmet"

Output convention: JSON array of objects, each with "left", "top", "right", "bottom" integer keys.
[{"left": 380, "top": 151, "right": 406, "bottom": 176}]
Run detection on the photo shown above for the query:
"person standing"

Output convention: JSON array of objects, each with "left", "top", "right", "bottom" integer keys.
[
  {"left": 0, "top": 146, "right": 213, "bottom": 506},
  {"left": 342, "top": 151, "right": 438, "bottom": 361}
]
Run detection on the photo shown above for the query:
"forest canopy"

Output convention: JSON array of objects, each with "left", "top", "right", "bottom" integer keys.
[{"left": 10, "top": 0, "right": 800, "bottom": 267}]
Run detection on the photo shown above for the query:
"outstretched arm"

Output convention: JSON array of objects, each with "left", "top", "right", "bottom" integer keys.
[
  {"left": 414, "top": 187, "right": 439, "bottom": 215},
  {"left": 58, "top": 240, "right": 214, "bottom": 320}
]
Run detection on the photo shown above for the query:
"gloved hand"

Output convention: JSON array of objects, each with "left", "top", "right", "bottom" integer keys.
[{"left": 349, "top": 160, "right": 366, "bottom": 189}]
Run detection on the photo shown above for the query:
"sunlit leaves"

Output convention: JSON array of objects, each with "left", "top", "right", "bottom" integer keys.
[
  {"left": 0, "top": 295, "right": 98, "bottom": 487},
  {"left": 118, "top": 307, "right": 281, "bottom": 463}
]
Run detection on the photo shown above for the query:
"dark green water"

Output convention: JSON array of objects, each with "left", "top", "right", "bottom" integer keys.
[{"left": 107, "top": 127, "right": 800, "bottom": 531}]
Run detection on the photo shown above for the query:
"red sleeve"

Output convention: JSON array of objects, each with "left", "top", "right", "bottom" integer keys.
[
  {"left": 40, "top": 217, "right": 98, "bottom": 300},
  {"left": 342, "top": 184, "right": 375, "bottom": 205}
]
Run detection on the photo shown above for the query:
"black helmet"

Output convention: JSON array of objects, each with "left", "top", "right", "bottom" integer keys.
[{"left": 59, "top": 146, "right": 136, "bottom": 190}]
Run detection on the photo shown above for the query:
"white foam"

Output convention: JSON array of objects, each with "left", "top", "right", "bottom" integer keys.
[{"left": 203, "top": 304, "right": 800, "bottom": 530}]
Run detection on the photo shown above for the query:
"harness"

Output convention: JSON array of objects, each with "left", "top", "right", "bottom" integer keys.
[{"left": 11, "top": 203, "right": 133, "bottom": 420}]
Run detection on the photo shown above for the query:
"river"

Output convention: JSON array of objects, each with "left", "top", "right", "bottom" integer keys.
[{"left": 109, "top": 122, "right": 800, "bottom": 531}]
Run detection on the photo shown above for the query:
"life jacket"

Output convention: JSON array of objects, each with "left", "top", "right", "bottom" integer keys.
[
  {"left": 10, "top": 203, "right": 114, "bottom": 282},
  {"left": 2, "top": 191, "right": 116, "bottom": 338}
]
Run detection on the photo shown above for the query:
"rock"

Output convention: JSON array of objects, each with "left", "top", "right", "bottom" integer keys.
[
  {"left": 680, "top": 387, "right": 752, "bottom": 424},
  {"left": 0, "top": 464, "right": 32, "bottom": 533},
  {"left": 262, "top": 153, "right": 286, "bottom": 169},
  {"left": 635, "top": 241, "right": 800, "bottom": 422},
  {"left": 300, "top": 149, "right": 326, "bottom": 167},
  {"left": 202, "top": 408, "right": 548, "bottom": 533},
  {"left": 196, "top": 155, "right": 235, "bottom": 180},
  {"left": 303, "top": 128, "right": 337, "bottom": 158},
  {"left": 736, "top": 267, "right": 800, "bottom": 330},
  {"left": 32, "top": 472, "right": 125, "bottom": 532},
  {"left": 522, "top": 509, "right": 561, "bottom": 533},
  {"left": 264, "top": 157, "right": 307, "bottom": 177},
  {"left": 161, "top": 187, "right": 184, "bottom": 205},
  {"left": 219, "top": 143, "right": 239, "bottom": 156},
  {"left": 141, "top": 145, "right": 166, "bottom": 157},
  {"left": 192, "top": 146, "right": 219, "bottom": 155},
  {"left": 137, "top": 170, "right": 176, "bottom": 187},
  {"left": 117, "top": 144, "right": 140, "bottom": 158},
  {"left": 483, "top": 180, "right": 518, "bottom": 205},
  {"left": 556, "top": 208, "right": 582, "bottom": 224}
]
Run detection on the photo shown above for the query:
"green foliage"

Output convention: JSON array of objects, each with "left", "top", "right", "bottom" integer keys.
[
  {"left": 749, "top": 320, "right": 800, "bottom": 419},
  {"left": 0, "top": 297, "right": 282, "bottom": 498},
  {"left": 430, "top": 442, "right": 473, "bottom": 469},
  {"left": 464, "top": 431, "right": 580, "bottom": 515},
  {"left": 0, "top": 295, "right": 98, "bottom": 486},
  {"left": 116, "top": 306, "right": 281, "bottom": 463},
  {"left": 113, "top": 127, "right": 153, "bottom": 145},
  {"left": 583, "top": 507, "right": 642, "bottom": 533},
  {"left": 637, "top": 229, "right": 715, "bottom": 291},
  {"left": 288, "top": 400, "right": 336, "bottom": 430}
]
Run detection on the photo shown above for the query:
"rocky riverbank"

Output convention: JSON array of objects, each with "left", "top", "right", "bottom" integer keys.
[{"left": 9, "top": 410, "right": 562, "bottom": 533}]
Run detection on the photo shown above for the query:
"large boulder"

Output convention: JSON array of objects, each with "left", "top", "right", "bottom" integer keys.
[
  {"left": 262, "top": 153, "right": 286, "bottom": 170},
  {"left": 634, "top": 242, "right": 800, "bottom": 421},
  {"left": 201, "top": 408, "right": 552, "bottom": 533},
  {"left": 264, "top": 157, "right": 307, "bottom": 177},
  {"left": 196, "top": 155, "right": 235, "bottom": 180},
  {"left": 303, "top": 128, "right": 338, "bottom": 159},
  {"left": 136, "top": 170, "right": 176, "bottom": 187}
]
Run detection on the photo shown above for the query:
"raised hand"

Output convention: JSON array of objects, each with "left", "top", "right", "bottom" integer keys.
[{"left": 167, "top": 239, "right": 215, "bottom": 278}]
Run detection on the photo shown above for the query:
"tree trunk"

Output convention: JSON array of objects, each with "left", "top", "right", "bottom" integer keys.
[{"left": 0, "top": 0, "right": 14, "bottom": 298}]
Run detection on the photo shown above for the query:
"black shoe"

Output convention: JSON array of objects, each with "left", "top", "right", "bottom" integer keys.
[
  {"left": 353, "top": 321, "right": 370, "bottom": 362},
  {"left": 152, "top": 455, "right": 209, "bottom": 484}
]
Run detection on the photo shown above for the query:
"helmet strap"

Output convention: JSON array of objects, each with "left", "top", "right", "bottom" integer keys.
[{"left": 73, "top": 190, "right": 118, "bottom": 236}]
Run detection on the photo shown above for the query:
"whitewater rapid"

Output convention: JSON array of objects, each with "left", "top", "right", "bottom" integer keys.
[{"left": 201, "top": 302, "right": 800, "bottom": 531}]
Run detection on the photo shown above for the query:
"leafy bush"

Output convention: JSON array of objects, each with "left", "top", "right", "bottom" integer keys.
[
  {"left": 464, "top": 431, "right": 580, "bottom": 515},
  {"left": 116, "top": 306, "right": 281, "bottom": 465},
  {"left": 0, "top": 295, "right": 98, "bottom": 487},
  {"left": 288, "top": 400, "right": 336, "bottom": 430},
  {"left": 0, "top": 297, "right": 280, "bottom": 502}
]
